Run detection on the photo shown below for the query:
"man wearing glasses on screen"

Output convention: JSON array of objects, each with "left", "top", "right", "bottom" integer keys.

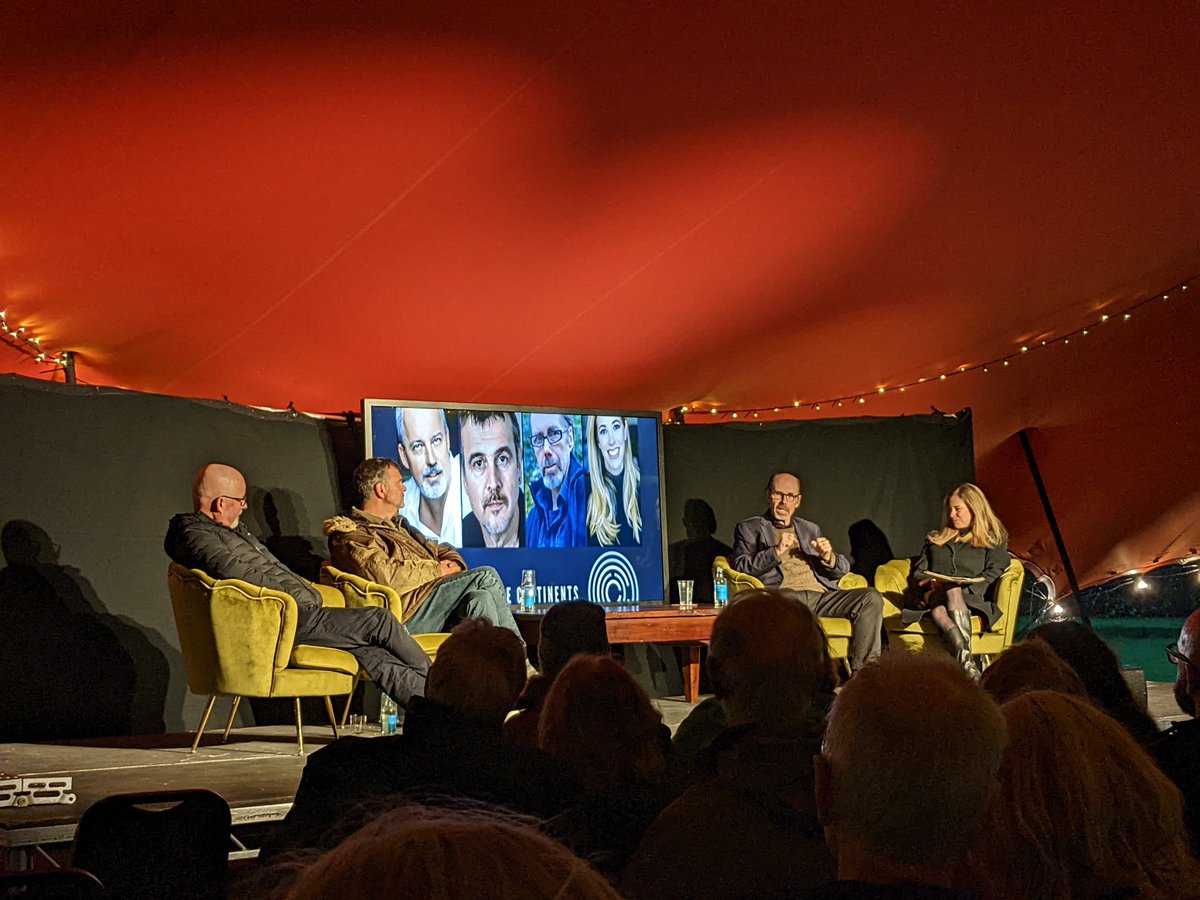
[
  {"left": 1154, "top": 610, "right": 1200, "bottom": 852},
  {"left": 526, "top": 413, "right": 589, "bottom": 548},
  {"left": 731, "top": 472, "right": 884, "bottom": 671}
]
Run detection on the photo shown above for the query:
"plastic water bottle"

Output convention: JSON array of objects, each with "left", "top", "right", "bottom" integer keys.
[
  {"left": 713, "top": 566, "right": 729, "bottom": 607},
  {"left": 521, "top": 569, "right": 537, "bottom": 612},
  {"left": 379, "top": 693, "right": 399, "bottom": 736}
]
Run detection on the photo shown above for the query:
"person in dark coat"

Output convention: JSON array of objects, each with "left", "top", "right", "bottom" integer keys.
[
  {"left": 623, "top": 591, "right": 839, "bottom": 900},
  {"left": 165, "top": 463, "right": 430, "bottom": 706},
  {"left": 905, "top": 482, "right": 1009, "bottom": 678},
  {"left": 262, "top": 620, "right": 577, "bottom": 858}
]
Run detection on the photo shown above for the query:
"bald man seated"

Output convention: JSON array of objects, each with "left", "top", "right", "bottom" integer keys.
[
  {"left": 732, "top": 472, "right": 884, "bottom": 671},
  {"left": 164, "top": 463, "right": 431, "bottom": 707}
]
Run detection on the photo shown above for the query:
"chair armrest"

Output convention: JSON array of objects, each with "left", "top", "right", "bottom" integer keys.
[
  {"left": 715, "top": 555, "right": 764, "bottom": 592},
  {"left": 314, "top": 581, "right": 345, "bottom": 608},
  {"left": 323, "top": 564, "right": 405, "bottom": 621},
  {"left": 838, "top": 572, "right": 868, "bottom": 590},
  {"left": 208, "top": 580, "right": 298, "bottom": 675},
  {"left": 874, "top": 559, "right": 911, "bottom": 618},
  {"left": 988, "top": 558, "right": 1026, "bottom": 641}
]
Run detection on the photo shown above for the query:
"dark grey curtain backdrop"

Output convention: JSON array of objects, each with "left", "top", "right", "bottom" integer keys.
[
  {"left": 663, "top": 415, "right": 975, "bottom": 574},
  {"left": 0, "top": 376, "right": 972, "bottom": 739},
  {"left": 0, "top": 376, "right": 351, "bottom": 740}
]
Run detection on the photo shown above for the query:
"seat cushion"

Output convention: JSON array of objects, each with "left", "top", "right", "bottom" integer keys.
[{"left": 290, "top": 644, "right": 360, "bottom": 676}]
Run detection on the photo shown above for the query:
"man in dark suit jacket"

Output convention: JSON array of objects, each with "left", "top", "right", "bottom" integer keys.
[{"left": 731, "top": 472, "right": 883, "bottom": 670}]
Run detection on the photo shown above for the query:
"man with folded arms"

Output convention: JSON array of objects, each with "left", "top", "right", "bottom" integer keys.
[
  {"left": 324, "top": 458, "right": 522, "bottom": 639},
  {"left": 165, "top": 463, "right": 430, "bottom": 707}
]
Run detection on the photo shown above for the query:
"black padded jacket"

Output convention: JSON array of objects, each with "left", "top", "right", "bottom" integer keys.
[{"left": 164, "top": 511, "right": 322, "bottom": 610}]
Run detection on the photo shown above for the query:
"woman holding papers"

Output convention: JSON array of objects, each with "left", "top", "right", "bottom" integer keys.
[{"left": 906, "top": 483, "right": 1010, "bottom": 678}]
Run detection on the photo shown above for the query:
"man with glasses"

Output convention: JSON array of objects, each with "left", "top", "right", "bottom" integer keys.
[
  {"left": 1154, "top": 610, "right": 1200, "bottom": 852},
  {"left": 165, "top": 463, "right": 431, "bottom": 707},
  {"left": 731, "top": 472, "right": 883, "bottom": 670},
  {"left": 526, "top": 413, "right": 589, "bottom": 547}
]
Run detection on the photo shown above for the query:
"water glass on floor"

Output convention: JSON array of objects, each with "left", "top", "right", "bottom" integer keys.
[
  {"left": 349, "top": 714, "right": 367, "bottom": 734},
  {"left": 677, "top": 579, "right": 694, "bottom": 609}
]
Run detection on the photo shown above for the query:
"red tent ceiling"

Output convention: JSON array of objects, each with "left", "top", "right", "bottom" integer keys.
[{"left": 2, "top": 1, "right": 1198, "bottom": 592}]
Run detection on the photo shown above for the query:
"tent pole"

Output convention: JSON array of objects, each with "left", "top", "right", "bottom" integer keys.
[{"left": 1018, "top": 428, "right": 1088, "bottom": 623}]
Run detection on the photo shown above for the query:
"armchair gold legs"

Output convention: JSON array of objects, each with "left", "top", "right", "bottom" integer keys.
[{"left": 189, "top": 694, "right": 344, "bottom": 755}]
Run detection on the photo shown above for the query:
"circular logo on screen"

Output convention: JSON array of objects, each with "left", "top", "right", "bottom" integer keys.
[{"left": 587, "top": 551, "right": 639, "bottom": 605}]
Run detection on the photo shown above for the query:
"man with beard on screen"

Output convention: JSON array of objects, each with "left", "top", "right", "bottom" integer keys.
[
  {"left": 396, "top": 407, "right": 462, "bottom": 547},
  {"left": 526, "top": 413, "right": 589, "bottom": 548},
  {"left": 459, "top": 410, "right": 525, "bottom": 548}
]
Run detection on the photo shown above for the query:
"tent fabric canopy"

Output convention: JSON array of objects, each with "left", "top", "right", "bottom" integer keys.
[{"left": 2, "top": 1, "right": 1198, "bottom": 593}]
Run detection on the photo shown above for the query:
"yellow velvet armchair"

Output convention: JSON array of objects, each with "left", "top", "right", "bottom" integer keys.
[
  {"left": 320, "top": 564, "right": 451, "bottom": 724},
  {"left": 874, "top": 556, "right": 1025, "bottom": 663},
  {"left": 167, "top": 563, "right": 358, "bottom": 754},
  {"left": 713, "top": 555, "right": 868, "bottom": 664}
]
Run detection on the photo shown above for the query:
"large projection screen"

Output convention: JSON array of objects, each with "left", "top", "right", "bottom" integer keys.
[{"left": 364, "top": 400, "right": 667, "bottom": 604}]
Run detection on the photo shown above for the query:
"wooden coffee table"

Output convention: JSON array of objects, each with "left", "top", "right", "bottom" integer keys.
[{"left": 515, "top": 603, "right": 720, "bottom": 703}]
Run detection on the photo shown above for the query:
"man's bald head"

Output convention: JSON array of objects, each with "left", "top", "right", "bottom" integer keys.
[
  {"left": 1174, "top": 608, "right": 1200, "bottom": 716},
  {"left": 193, "top": 463, "right": 248, "bottom": 527},
  {"left": 708, "top": 589, "right": 835, "bottom": 727}
]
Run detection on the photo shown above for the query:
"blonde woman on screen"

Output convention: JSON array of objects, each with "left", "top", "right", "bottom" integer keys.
[{"left": 585, "top": 415, "right": 642, "bottom": 546}]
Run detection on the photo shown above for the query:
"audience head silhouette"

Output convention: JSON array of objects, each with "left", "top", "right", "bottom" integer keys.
[
  {"left": 536, "top": 600, "right": 609, "bottom": 678},
  {"left": 979, "top": 637, "right": 1088, "bottom": 703},
  {"left": 285, "top": 801, "right": 622, "bottom": 900},
  {"left": 426, "top": 619, "right": 527, "bottom": 725},
  {"left": 708, "top": 589, "right": 836, "bottom": 728},
  {"left": 978, "top": 689, "right": 1200, "bottom": 899},
  {"left": 1027, "top": 620, "right": 1160, "bottom": 745},
  {"left": 538, "top": 654, "right": 664, "bottom": 792},
  {"left": 815, "top": 653, "right": 1006, "bottom": 888}
]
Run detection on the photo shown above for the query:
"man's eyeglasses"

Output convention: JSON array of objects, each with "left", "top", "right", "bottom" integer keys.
[
  {"left": 216, "top": 495, "right": 248, "bottom": 509},
  {"left": 768, "top": 490, "right": 800, "bottom": 503},
  {"left": 530, "top": 428, "right": 566, "bottom": 449},
  {"left": 1166, "top": 642, "right": 1195, "bottom": 669}
]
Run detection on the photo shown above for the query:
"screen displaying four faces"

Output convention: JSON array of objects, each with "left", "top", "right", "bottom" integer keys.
[{"left": 364, "top": 401, "right": 665, "bottom": 605}]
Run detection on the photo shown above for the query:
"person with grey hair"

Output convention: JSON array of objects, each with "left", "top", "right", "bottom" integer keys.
[
  {"left": 622, "top": 590, "right": 838, "bottom": 899},
  {"left": 526, "top": 412, "right": 589, "bottom": 547},
  {"left": 262, "top": 620, "right": 577, "bottom": 860},
  {"left": 325, "top": 458, "right": 521, "bottom": 640},
  {"left": 395, "top": 406, "right": 462, "bottom": 545},
  {"left": 809, "top": 653, "right": 1008, "bottom": 898}
]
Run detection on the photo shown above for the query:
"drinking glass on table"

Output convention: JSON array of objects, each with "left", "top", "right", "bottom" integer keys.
[{"left": 677, "top": 579, "right": 694, "bottom": 609}]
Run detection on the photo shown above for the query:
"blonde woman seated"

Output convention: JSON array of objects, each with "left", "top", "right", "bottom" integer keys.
[
  {"left": 585, "top": 415, "right": 641, "bottom": 546},
  {"left": 907, "top": 483, "right": 1010, "bottom": 679}
]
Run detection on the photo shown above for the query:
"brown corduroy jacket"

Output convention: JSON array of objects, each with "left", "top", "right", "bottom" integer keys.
[{"left": 323, "top": 508, "right": 466, "bottom": 623}]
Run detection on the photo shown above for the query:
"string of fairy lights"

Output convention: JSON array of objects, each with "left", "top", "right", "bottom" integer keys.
[
  {"left": 665, "top": 275, "right": 1195, "bottom": 424},
  {"left": 0, "top": 308, "right": 70, "bottom": 371}
]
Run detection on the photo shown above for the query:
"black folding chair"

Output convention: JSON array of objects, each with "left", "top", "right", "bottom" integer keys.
[{"left": 70, "top": 789, "right": 231, "bottom": 900}]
